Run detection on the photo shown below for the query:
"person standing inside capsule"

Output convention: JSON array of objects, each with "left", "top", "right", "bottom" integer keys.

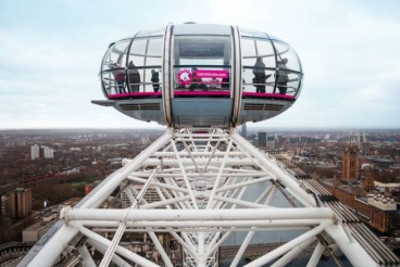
[
  {"left": 110, "top": 63, "right": 126, "bottom": 94},
  {"left": 253, "top": 57, "right": 270, "bottom": 93},
  {"left": 277, "top": 58, "right": 289, "bottom": 94},
  {"left": 151, "top": 70, "right": 160, "bottom": 92},
  {"left": 127, "top": 61, "right": 140, "bottom": 92}
]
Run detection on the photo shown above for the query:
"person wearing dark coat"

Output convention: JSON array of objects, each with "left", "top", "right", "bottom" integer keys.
[
  {"left": 253, "top": 57, "right": 270, "bottom": 93},
  {"left": 151, "top": 70, "right": 160, "bottom": 92},
  {"left": 277, "top": 58, "right": 289, "bottom": 94},
  {"left": 127, "top": 61, "right": 140, "bottom": 92}
]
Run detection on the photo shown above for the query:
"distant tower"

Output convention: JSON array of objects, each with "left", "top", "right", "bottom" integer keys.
[
  {"left": 342, "top": 145, "right": 360, "bottom": 182},
  {"left": 364, "top": 168, "right": 375, "bottom": 192},
  {"left": 360, "top": 131, "right": 367, "bottom": 143},
  {"left": 258, "top": 132, "right": 267, "bottom": 148},
  {"left": 31, "top": 144, "right": 40, "bottom": 160},
  {"left": 274, "top": 133, "right": 279, "bottom": 151}
]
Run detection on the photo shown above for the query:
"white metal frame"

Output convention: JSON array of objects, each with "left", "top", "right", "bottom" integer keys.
[{"left": 23, "top": 128, "right": 380, "bottom": 267}]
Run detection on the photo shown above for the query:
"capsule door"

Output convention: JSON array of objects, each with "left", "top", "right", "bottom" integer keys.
[{"left": 169, "top": 26, "right": 234, "bottom": 128}]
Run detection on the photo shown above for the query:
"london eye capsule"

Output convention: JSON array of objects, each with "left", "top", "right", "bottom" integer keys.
[{"left": 93, "top": 23, "right": 303, "bottom": 128}]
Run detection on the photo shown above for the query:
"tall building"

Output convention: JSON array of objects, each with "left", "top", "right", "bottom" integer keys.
[
  {"left": 342, "top": 145, "right": 360, "bottom": 182},
  {"left": 364, "top": 168, "right": 375, "bottom": 192},
  {"left": 41, "top": 146, "right": 54, "bottom": 159},
  {"left": 274, "top": 133, "right": 279, "bottom": 151},
  {"left": 31, "top": 144, "right": 40, "bottom": 160},
  {"left": 31, "top": 144, "right": 54, "bottom": 159},
  {"left": 258, "top": 132, "right": 267, "bottom": 148},
  {"left": 5, "top": 188, "right": 32, "bottom": 219},
  {"left": 358, "top": 131, "right": 367, "bottom": 143}
]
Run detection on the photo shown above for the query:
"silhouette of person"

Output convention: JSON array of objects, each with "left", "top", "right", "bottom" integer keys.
[
  {"left": 127, "top": 61, "right": 140, "bottom": 92},
  {"left": 253, "top": 57, "right": 271, "bottom": 93},
  {"left": 277, "top": 58, "right": 289, "bottom": 94},
  {"left": 151, "top": 70, "right": 160, "bottom": 92}
]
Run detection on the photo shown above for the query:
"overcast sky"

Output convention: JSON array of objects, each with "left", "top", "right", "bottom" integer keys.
[{"left": 0, "top": 0, "right": 399, "bottom": 130}]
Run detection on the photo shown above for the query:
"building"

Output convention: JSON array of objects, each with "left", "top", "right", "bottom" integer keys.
[
  {"left": 22, "top": 214, "right": 57, "bottom": 242},
  {"left": 30, "top": 144, "right": 40, "bottom": 160},
  {"left": 31, "top": 144, "right": 54, "bottom": 160},
  {"left": 258, "top": 132, "right": 267, "bottom": 148},
  {"left": 341, "top": 145, "right": 360, "bottom": 182},
  {"left": 321, "top": 180, "right": 399, "bottom": 233},
  {"left": 364, "top": 168, "right": 375, "bottom": 192},
  {"left": 41, "top": 146, "right": 54, "bottom": 159},
  {"left": 3, "top": 188, "right": 32, "bottom": 219}
]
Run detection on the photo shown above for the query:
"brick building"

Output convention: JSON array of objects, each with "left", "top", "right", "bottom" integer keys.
[
  {"left": 2, "top": 188, "right": 32, "bottom": 219},
  {"left": 342, "top": 145, "right": 360, "bottom": 182}
]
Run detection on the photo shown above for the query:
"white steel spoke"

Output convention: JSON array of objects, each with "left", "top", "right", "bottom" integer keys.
[
  {"left": 245, "top": 222, "right": 329, "bottom": 267},
  {"left": 231, "top": 230, "right": 256, "bottom": 267},
  {"left": 207, "top": 140, "right": 233, "bottom": 209},
  {"left": 306, "top": 242, "right": 325, "bottom": 267},
  {"left": 99, "top": 168, "right": 157, "bottom": 267},
  {"left": 87, "top": 239, "right": 133, "bottom": 267},
  {"left": 77, "top": 245, "right": 96, "bottom": 267}
]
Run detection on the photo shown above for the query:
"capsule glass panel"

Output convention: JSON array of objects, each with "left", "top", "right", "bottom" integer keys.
[
  {"left": 241, "top": 36, "right": 276, "bottom": 94},
  {"left": 173, "top": 35, "right": 231, "bottom": 93},
  {"left": 242, "top": 68, "right": 275, "bottom": 93},
  {"left": 273, "top": 40, "right": 301, "bottom": 72},
  {"left": 241, "top": 38, "right": 276, "bottom": 68},
  {"left": 273, "top": 40, "right": 302, "bottom": 96},
  {"left": 126, "top": 36, "right": 163, "bottom": 93},
  {"left": 101, "top": 39, "right": 131, "bottom": 96}
]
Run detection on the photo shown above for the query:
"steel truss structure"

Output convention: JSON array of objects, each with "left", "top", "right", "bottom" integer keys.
[{"left": 21, "top": 128, "right": 399, "bottom": 267}]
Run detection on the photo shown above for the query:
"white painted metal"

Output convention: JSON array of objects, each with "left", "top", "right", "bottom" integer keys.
[
  {"left": 162, "top": 23, "right": 173, "bottom": 126},
  {"left": 230, "top": 230, "right": 255, "bottom": 267},
  {"left": 270, "top": 237, "right": 316, "bottom": 267},
  {"left": 62, "top": 208, "right": 335, "bottom": 221},
  {"left": 245, "top": 222, "right": 328, "bottom": 267},
  {"left": 77, "top": 245, "right": 96, "bottom": 267},
  {"left": 87, "top": 239, "right": 133, "bottom": 267},
  {"left": 22, "top": 128, "right": 382, "bottom": 267},
  {"left": 306, "top": 242, "right": 325, "bottom": 267}
]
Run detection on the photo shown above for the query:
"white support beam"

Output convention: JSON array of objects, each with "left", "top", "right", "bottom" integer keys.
[
  {"left": 324, "top": 224, "right": 376, "bottom": 267},
  {"left": 62, "top": 207, "right": 335, "bottom": 222},
  {"left": 306, "top": 242, "right": 325, "bottom": 267},
  {"left": 87, "top": 239, "right": 133, "bottom": 267},
  {"left": 99, "top": 168, "right": 157, "bottom": 267},
  {"left": 78, "top": 245, "right": 96, "bottom": 267},
  {"left": 230, "top": 130, "right": 316, "bottom": 207},
  {"left": 148, "top": 231, "right": 174, "bottom": 267},
  {"left": 245, "top": 222, "right": 328, "bottom": 267},
  {"left": 230, "top": 230, "right": 255, "bottom": 267},
  {"left": 72, "top": 223, "right": 160, "bottom": 267},
  {"left": 76, "top": 219, "right": 322, "bottom": 229},
  {"left": 215, "top": 177, "right": 272, "bottom": 193},
  {"left": 270, "top": 237, "right": 316, "bottom": 267}
]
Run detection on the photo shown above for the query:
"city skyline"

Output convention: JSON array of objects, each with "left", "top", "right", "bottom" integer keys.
[{"left": 1, "top": 0, "right": 400, "bottom": 129}]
